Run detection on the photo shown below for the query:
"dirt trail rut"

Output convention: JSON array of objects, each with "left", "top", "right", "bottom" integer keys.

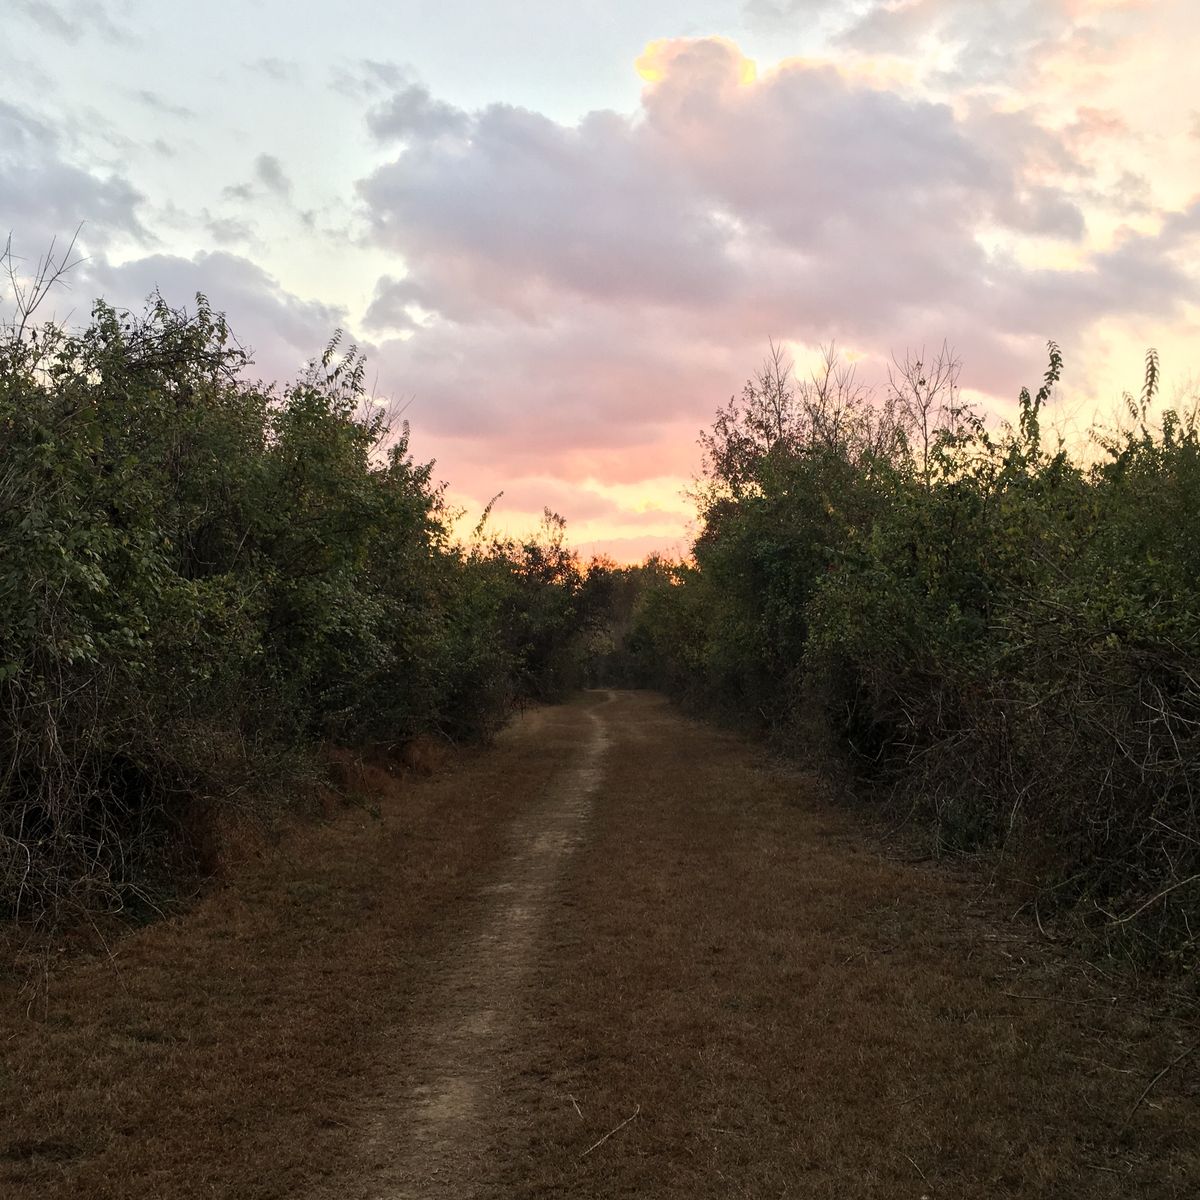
[{"left": 361, "top": 696, "right": 611, "bottom": 1197}]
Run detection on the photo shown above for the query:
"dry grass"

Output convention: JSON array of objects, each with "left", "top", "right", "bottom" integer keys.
[
  {"left": 2, "top": 692, "right": 1197, "bottom": 1198},
  {"left": 494, "top": 693, "right": 1199, "bottom": 1198}
]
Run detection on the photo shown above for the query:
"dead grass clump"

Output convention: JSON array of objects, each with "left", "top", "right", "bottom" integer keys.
[
  {"left": 181, "top": 799, "right": 281, "bottom": 880},
  {"left": 399, "top": 733, "right": 451, "bottom": 776}
]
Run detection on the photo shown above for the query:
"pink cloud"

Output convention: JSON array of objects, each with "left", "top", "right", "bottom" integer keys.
[
  {"left": 349, "top": 36, "right": 1200, "bottom": 557},
  {"left": 18, "top": 25, "right": 1192, "bottom": 565},
  {"left": 573, "top": 532, "right": 693, "bottom": 566}
]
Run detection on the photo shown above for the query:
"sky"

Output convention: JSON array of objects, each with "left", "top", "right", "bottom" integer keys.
[{"left": 5, "top": 0, "right": 1200, "bottom": 561}]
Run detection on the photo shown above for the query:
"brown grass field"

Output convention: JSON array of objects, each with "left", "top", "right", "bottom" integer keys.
[{"left": 2, "top": 691, "right": 1197, "bottom": 1198}]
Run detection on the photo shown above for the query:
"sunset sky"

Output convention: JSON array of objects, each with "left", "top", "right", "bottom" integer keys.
[{"left": 6, "top": 0, "right": 1200, "bottom": 560}]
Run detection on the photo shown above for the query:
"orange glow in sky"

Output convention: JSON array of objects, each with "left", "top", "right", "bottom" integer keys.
[{"left": 7, "top": 1, "right": 1199, "bottom": 564}]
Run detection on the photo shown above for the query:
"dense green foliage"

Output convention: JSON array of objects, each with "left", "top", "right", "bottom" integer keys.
[
  {"left": 627, "top": 344, "right": 1200, "bottom": 964},
  {"left": 0, "top": 294, "right": 584, "bottom": 921},
  {"left": 5, "top": 261, "right": 1196, "bottom": 968}
]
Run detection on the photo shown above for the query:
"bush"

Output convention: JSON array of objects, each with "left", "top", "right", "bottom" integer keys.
[
  {"left": 0, "top": 278, "right": 584, "bottom": 924},
  {"left": 631, "top": 342, "right": 1200, "bottom": 964}
]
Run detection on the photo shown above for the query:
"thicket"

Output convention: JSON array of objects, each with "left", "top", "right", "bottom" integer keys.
[
  {"left": 626, "top": 342, "right": 1200, "bottom": 966},
  {"left": 1, "top": 249, "right": 585, "bottom": 926}
]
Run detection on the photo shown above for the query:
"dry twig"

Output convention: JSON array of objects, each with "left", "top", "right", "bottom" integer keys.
[
  {"left": 1122, "top": 1040, "right": 1199, "bottom": 1133},
  {"left": 580, "top": 1104, "right": 640, "bottom": 1159}
]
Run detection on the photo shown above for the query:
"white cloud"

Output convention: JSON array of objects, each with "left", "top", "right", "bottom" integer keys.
[{"left": 0, "top": 101, "right": 147, "bottom": 254}]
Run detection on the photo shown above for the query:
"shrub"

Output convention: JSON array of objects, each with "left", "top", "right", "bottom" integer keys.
[
  {"left": 0, "top": 274, "right": 583, "bottom": 924},
  {"left": 630, "top": 342, "right": 1199, "bottom": 964}
]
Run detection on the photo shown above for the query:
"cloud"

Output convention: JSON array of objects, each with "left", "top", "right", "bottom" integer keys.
[
  {"left": 378, "top": 309, "right": 694, "bottom": 445},
  {"left": 478, "top": 476, "right": 689, "bottom": 528},
  {"left": 741, "top": 0, "right": 848, "bottom": 33},
  {"left": 0, "top": 100, "right": 147, "bottom": 254},
  {"left": 983, "top": 210, "right": 1200, "bottom": 339},
  {"left": 358, "top": 96, "right": 737, "bottom": 319},
  {"left": 84, "top": 251, "right": 349, "bottom": 386},
  {"left": 253, "top": 57, "right": 301, "bottom": 84},
  {"left": 574, "top": 532, "right": 693, "bottom": 564},
  {"left": 13, "top": 0, "right": 122, "bottom": 44},
  {"left": 132, "top": 89, "right": 196, "bottom": 121},
  {"left": 346, "top": 36, "right": 1199, "bottom": 551},
  {"left": 330, "top": 59, "right": 410, "bottom": 100},
  {"left": 367, "top": 85, "right": 468, "bottom": 142},
  {"left": 204, "top": 214, "right": 256, "bottom": 245},
  {"left": 254, "top": 153, "right": 292, "bottom": 198},
  {"left": 371, "top": 295, "right": 740, "bottom": 483},
  {"left": 362, "top": 274, "right": 419, "bottom": 333},
  {"left": 221, "top": 155, "right": 293, "bottom": 204},
  {"left": 356, "top": 39, "right": 1122, "bottom": 343},
  {"left": 744, "top": 0, "right": 1142, "bottom": 92}
]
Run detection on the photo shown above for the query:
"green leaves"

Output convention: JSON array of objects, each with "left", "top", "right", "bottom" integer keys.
[
  {"left": 1, "top": 290, "right": 583, "bottom": 921},
  {"left": 637, "top": 341, "right": 1199, "bottom": 962}
]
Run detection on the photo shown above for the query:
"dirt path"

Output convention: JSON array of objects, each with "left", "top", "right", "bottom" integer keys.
[
  {"left": 3, "top": 692, "right": 1198, "bottom": 1199},
  {"left": 356, "top": 696, "right": 610, "bottom": 1197}
]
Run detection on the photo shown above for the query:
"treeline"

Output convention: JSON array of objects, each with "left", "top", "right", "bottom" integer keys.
[
  {"left": 612, "top": 343, "right": 1199, "bottom": 964},
  {"left": 1, "top": 294, "right": 585, "bottom": 923}
]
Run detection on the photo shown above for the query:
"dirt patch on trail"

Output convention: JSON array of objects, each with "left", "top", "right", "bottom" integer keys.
[{"left": 347, "top": 696, "right": 611, "bottom": 1197}]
